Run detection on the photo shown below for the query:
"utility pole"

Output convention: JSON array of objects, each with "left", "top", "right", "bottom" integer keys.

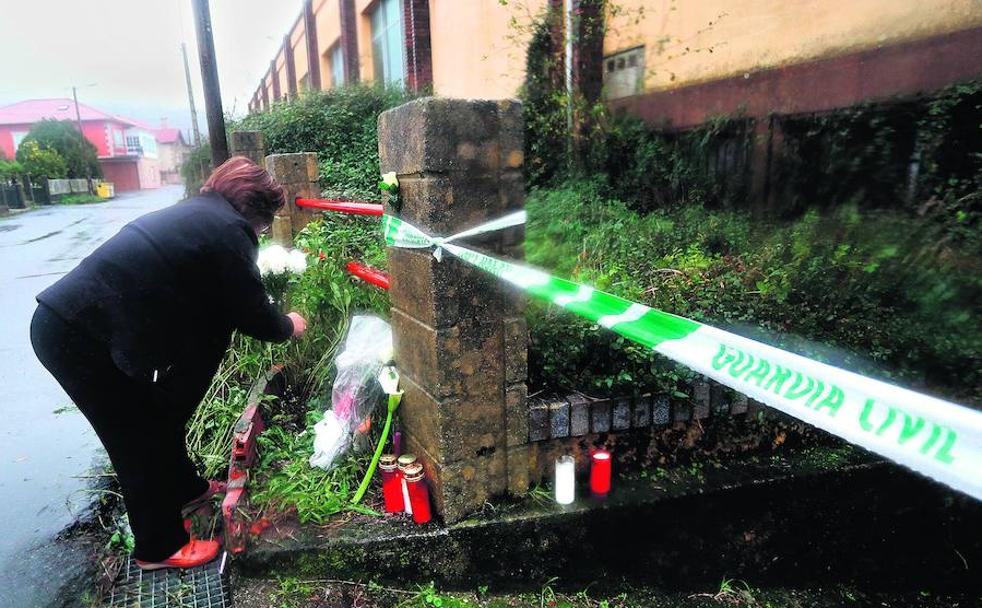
[
  {"left": 181, "top": 42, "right": 203, "bottom": 148},
  {"left": 71, "top": 86, "right": 94, "bottom": 193},
  {"left": 191, "top": 0, "right": 229, "bottom": 166}
]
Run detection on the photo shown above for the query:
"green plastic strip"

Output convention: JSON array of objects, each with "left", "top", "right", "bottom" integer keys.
[{"left": 383, "top": 212, "right": 982, "bottom": 502}]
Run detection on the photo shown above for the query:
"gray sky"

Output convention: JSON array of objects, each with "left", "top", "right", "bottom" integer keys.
[{"left": 0, "top": 0, "right": 300, "bottom": 135}]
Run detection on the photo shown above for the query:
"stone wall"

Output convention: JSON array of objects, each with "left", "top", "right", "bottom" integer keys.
[{"left": 378, "top": 97, "right": 530, "bottom": 523}]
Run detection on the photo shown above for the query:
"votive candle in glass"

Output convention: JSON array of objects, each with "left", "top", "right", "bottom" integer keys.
[
  {"left": 379, "top": 454, "right": 404, "bottom": 513},
  {"left": 397, "top": 454, "right": 417, "bottom": 515},
  {"left": 555, "top": 455, "right": 576, "bottom": 505},
  {"left": 403, "top": 462, "right": 432, "bottom": 524},
  {"left": 590, "top": 450, "right": 612, "bottom": 498}
]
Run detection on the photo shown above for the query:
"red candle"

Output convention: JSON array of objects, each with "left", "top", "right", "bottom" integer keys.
[
  {"left": 403, "top": 463, "right": 432, "bottom": 524},
  {"left": 379, "top": 454, "right": 404, "bottom": 513},
  {"left": 590, "top": 450, "right": 612, "bottom": 497}
]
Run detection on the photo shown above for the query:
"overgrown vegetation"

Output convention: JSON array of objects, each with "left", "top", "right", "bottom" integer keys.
[
  {"left": 526, "top": 180, "right": 980, "bottom": 406},
  {"left": 187, "top": 212, "right": 387, "bottom": 521},
  {"left": 521, "top": 7, "right": 981, "bottom": 407},
  {"left": 15, "top": 119, "right": 101, "bottom": 179},
  {"left": 231, "top": 85, "right": 413, "bottom": 199}
]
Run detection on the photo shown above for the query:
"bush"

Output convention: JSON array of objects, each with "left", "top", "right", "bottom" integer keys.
[
  {"left": 525, "top": 181, "right": 980, "bottom": 406},
  {"left": 180, "top": 144, "right": 211, "bottom": 197},
  {"left": 16, "top": 141, "right": 67, "bottom": 180},
  {"left": 17, "top": 119, "right": 100, "bottom": 179},
  {"left": 231, "top": 86, "right": 413, "bottom": 199}
]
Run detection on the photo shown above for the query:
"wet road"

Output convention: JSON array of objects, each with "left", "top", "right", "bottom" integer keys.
[{"left": 0, "top": 186, "right": 180, "bottom": 607}]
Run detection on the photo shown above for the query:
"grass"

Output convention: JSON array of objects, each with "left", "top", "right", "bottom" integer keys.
[
  {"left": 56, "top": 193, "right": 104, "bottom": 205},
  {"left": 186, "top": 213, "right": 389, "bottom": 521},
  {"left": 234, "top": 576, "right": 981, "bottom": 608}
]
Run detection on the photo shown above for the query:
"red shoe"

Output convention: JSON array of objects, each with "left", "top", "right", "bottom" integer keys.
[
  {"left": 135, "top": 539, "right": 221, "bottom": 571},
  {"left": 181, "top": 480, "right": 227, "bottom": 517}
]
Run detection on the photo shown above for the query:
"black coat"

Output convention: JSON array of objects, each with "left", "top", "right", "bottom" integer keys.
[{"left": 37, "top": 192, "right": 293, "bottom": 383}]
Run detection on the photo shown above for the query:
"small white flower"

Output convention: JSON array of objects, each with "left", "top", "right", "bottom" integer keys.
[
  {"left": 287, "top": 249, "right": 308, "bottom": 274},
  {"left": 379, "top": 171, "right": 399, "bottom": 191},
  {"left": 257, "top": 244, "right": 289, "bottom": 276}
]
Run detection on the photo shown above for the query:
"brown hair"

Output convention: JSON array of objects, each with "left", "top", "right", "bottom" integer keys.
[{"left": 201, "top": 156, "right": 285, "bottom": 227}]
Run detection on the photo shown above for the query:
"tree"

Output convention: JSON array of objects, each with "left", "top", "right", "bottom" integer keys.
[
  {"left": 0, "top": 159, "right": 24, "bottom": 180},
  {"left": 18, "top": 119, "right": 101, "bottom": 178},
  {"left": 17, "top": 141, "right": 67, "bottom": 180}
]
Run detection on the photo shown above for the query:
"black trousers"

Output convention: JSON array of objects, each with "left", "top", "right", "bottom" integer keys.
[{"left": 30, "top": 304, "right": 212, "bottom": 562}]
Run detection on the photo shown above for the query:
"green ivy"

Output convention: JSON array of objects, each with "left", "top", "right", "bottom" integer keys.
[{"left": 230, "top": 85, "right": 414, "bottom": 200}]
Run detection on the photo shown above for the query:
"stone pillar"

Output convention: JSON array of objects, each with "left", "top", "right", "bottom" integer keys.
[
  {"left": 378, "top": 98, "right": 529, "bottom": 523},
  {"left": 229, "top": 131, "right": 266, "bottom": 166},
  {"left": 264, "top": 153, "right": 319, "bottom": 246}
]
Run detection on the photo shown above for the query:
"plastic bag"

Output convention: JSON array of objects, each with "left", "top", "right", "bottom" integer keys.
[{"left": 309, "top": 315, "right": 393, "bottom": 470}]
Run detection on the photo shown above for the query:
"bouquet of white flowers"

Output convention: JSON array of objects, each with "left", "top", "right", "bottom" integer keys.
[{"left": 257, "top": 244, "right": 308, "bottom": 306}]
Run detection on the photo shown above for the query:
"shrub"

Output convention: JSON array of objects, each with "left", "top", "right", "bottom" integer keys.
[
  {"left": 16, "top": 141, "right": 67, "bottom": 180},
  {"left": 17, "top": 119, "right": 101, "bottom": 179},
  {"left": 525, "top": 181, "right": 980, "bottom": 407},
  {"left": 230, "top": 86, "right": 413, "bottom": 200}
]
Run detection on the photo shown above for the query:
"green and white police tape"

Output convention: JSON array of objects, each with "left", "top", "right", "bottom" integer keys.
[{"left": 383, "top": 211, "right": 982, "bottom": 501}]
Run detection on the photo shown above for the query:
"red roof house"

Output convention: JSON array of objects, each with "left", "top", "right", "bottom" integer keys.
[{"left": 0, "top": 98, "right": 161, "bottom": 192}]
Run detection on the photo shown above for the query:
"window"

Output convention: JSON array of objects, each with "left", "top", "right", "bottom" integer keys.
[
  {"left": 126, "top": 135, "right": 141, "bottom": 154},
  {"left": 330, "top": 44, "right": 345, "bottom": 89},
  {"left": 11, "top": 131, "right": 27, "bottom": 153},
  {"left": 113, "top": 130, "right": 124, "bottom": 147},
  {"left": 371, "top": 0, "right": 405, "bottom": 86},
  {"left": 604, "top": 46, "right": 645, "bottom": 100}
]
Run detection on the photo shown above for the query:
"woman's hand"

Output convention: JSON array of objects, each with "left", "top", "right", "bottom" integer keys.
[{"left": 287, "top": 312, "right": 307, "bottom": 338}]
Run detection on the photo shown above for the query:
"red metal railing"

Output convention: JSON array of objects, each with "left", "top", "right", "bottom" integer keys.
[
  {"left": 346, "top": 261, "right": 390, "bottom": 290},
  {"left": 295, "top": 197, "right": 384, "bottom": 216}
]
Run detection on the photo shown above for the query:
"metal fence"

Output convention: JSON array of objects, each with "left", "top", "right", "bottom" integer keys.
[{"left": 0, "top": 183, "right": 25, "bottom": 209}]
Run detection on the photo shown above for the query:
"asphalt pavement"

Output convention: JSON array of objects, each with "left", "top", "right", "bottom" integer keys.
[{"left": 0, "top": 185, "right": 181, "bottom": 607}]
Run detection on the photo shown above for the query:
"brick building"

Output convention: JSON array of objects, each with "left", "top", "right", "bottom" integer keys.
[{"left": 248, "top": 0, "right": 982, "bottom": 125}]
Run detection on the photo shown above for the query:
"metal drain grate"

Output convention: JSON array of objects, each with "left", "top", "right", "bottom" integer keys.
[{"left": 107, "top": 554, "right": 230, "bottom": 608}]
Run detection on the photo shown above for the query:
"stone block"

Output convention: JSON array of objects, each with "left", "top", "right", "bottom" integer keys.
[
  {"left": 230, "top": 131, "right": 265, "bottom": 165},
  {"left": 406, "top": 434, "right": 507, "bottom": 523},
  {"left": 731, "top": 392, "right": 749, "bottom": 415},
  {"left": 710, "top": 382, "right": 729, "bottom": 416},
  {"left": 506, "top": 444, "right": 530, "bottom": 495},
  {"left": 503, "top": 317, "right": 528, "bottom": 385},
  {"left": 390, "top": 309, "right": 504, "bottom": 401},
  {"left": 548, "top": 398, "right": 570, "bottom": 439},
  {"left": 379, "top": 98, "right": 513, "bottom": 178},
  {"left": 632, "top": 394, "right": 651, "bottom": 428},
  {"left": 265, "top": 152, "right": 318, "bottom": 186},
  {"left": 693, "top": 381, "right": 711, "bottom": 420},
  {"left": 391, "top": 175, "right": 516, "bottom": 237},
  {"left": 652, "top": 394, "right": 671, "bottom": 425},
  {"left": 568, "top": 394, "right": 591, "bottom": 436},
  {"left": 591, "top": 399, "right": 611, "bottom": 433},
  {"left": 673, "top": 399, "right": 693, "bottom": 423},
  {"left": 398, "top": 376, "right": 505, "bottom": 465},
  {"left": 528, "top": 400, "right": 549, "bottom": 442},
  {"left": 388, "top": 248, "right": 516, "bottom": 330},
  {"left": 505, "top": 383, "right": 529, "bottom": 447},
  {"left": 612, "top": 396, "right": 632, "bottom": 431}
]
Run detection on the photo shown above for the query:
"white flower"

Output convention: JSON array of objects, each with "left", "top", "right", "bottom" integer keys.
[
  {"left": 379, "top": 171, "right": 399, "bottom": 191},
  {"left": 257, "top": 244, "right": 289, "bottom": 276},
  {"left": 287, "top": 249, "right": 308, "bottom": 274}
]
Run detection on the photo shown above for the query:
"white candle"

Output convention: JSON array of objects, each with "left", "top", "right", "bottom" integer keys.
[{"left": 555, "top": 455, "right": 576, "bottom": 505}]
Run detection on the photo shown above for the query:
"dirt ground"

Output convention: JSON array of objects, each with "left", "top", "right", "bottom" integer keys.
[{"left": 229, "top": 571, "right": 980, "bottom": 608}]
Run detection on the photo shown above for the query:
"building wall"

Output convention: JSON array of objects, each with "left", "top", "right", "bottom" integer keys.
[
  {"left": 604, "top": 0, "right": 982, "bottom": 95},
  {"left": 250, "top": 0, "right": 982, "bottom": 116},
  {"left": 316, "top": 0, "right": 342, "bottom": 88},
  {"left": 429, "top": 0, "right": 545, "bottom": 99}
]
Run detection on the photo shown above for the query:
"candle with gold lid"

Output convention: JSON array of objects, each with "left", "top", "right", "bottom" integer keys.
[{"left": 397, "top": 454, "right": 417, "bottom": 515}]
